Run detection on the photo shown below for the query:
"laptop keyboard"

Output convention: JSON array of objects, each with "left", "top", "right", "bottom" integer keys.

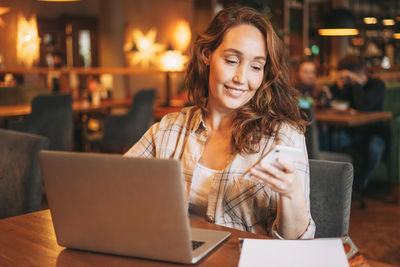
[{"left": 192, "top": 240, "right": 205, "bottom": 250}]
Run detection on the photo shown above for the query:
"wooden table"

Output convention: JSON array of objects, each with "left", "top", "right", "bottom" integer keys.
[
  {"left": 0, "top": 210, "right": 261, "bottom": 266},
  {"left": 0, "top": 98, "right": 182, "bottom": 121},
  {"left": 0, "top": 210, "right": 374, "bottom": 267},
  {"left": 0, "top": 98, "right": 133, "bottom": 119},
  {"left": 315, "top": 108, "right": 393, "bottom": 127}
]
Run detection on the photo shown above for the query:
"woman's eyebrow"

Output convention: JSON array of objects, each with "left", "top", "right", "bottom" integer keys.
[
  {"left": 223, "top": 48, "right": 242, "bottom": 55},
  {"left": 223, "top": 48, "right": 266, "bottom": 61}
]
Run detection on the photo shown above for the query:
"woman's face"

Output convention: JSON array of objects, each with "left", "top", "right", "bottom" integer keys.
[
  {"left": 298, "top": 62, "right": 316, "bottom": 86},
  {"left": 205, "top": 24, "right": 266, "bottom": 112}
]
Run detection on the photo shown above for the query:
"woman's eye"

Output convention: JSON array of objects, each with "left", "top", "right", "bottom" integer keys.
[
  {"left": 251, "top": 65, "right": 262, "bottom": 71},
  {"left": 225, "top": 57, "right": 238, "bottom": 64}
]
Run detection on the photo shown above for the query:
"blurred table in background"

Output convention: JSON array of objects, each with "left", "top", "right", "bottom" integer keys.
[
  {"left": 0, "top": 98, "right": 184, "bottom": 121},
  {"left": 315, "top": 109, "right": 392, "bottom": 127}
]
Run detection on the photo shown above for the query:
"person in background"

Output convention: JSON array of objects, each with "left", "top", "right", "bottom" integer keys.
[
  {"left": 125, "top": 5, "right": 315, "bottom": 239},
  {"left": 294, "top": 59, "right": 332, "bottom": 151},
  {"left": 47, "top": 51, "right": 66, "bottom": 93},
  {"left": 330, "top": 55, "right": 386, "bottom": 207},
  {"left": 294, "top": 59, "right": 331, "bottom": 108}
]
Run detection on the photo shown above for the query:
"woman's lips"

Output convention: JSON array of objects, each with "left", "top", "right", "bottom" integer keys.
[{"left": 224, "top": 85, "right": 247, "bottom": 97}]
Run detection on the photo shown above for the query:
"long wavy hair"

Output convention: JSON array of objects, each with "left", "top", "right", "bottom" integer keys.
[{"left": 186, "top": 5, "right": 306, "bottom": 154}]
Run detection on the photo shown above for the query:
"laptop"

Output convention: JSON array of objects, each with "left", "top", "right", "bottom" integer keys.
[{"left": 39, "top": 151, "right": 231, "bottom": 264}]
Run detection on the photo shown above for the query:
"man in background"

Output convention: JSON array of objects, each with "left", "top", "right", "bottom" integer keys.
[{"left": 330, "top": 56, "right": 386, "bottom": 208}]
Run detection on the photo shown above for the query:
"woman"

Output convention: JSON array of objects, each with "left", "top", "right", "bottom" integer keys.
[
  {"left": 294, "top": 59, "right": 331, "bottom": 107},
  {"left": 125, "top": 5, "right": 315, "bottom": 239}
]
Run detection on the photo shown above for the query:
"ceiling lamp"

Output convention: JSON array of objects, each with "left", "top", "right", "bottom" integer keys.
[
  {"left": 318, "top": 8, "right": 359, "bottom": 36},
  {"left": 382, "top": 19, "right": 395, "bottom": 26},
  {"left": 394, "top": 24, "right": 400, "bottom": 39},
  {"left": 363, "top": 17, "right": 377, "bottom": 25},
  {"left": 37, "top": 0, "right": 80, "bottom": 2},
  {"left": 362, "top": 0, "right": 377, "bottom": 25}
]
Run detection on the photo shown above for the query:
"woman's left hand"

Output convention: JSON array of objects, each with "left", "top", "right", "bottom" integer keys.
[{"left": 250, "top": 158, "right": 302, "bottom": 199}]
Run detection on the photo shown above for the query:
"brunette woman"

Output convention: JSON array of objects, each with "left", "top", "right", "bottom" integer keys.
[{"left": 125, "top": 5, "right": 315, "bottom": 239}]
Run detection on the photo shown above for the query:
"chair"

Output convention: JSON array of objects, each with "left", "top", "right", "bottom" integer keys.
[
  {"left": 9, "top": 93, "right": 74, "bottom": 151},
  {"left": 303, "top": 107, "right": 352, "bottom": 163},
  {"left": 89, "top": 89, "right": 156, "bottom": 153},
  {"left": 0, "top": 129, "right": 49, "bottom": 219},
  {"left": 309, "top": 159, "right": 354, "bottom": 237}
]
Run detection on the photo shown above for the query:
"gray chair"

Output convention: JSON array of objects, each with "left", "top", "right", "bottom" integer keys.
[
  {"left": 303, "top": 107, "right": 352, "bottom": 162},
  {"left": 0, "top": 129, "right": 49, "bottom": 219},
  {"left": 9, "top": 93, "right": 74, "bottom": 151},
  {"left": 89, "top": 89, "right": 156, "bottom": 153},
  {"left": 309, "top": 159, "right": 354, "bottom": 237}
]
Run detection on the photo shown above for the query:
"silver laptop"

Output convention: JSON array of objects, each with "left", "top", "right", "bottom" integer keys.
[{"left": 39, "top": 151, "right": 231, "bottom": 264}]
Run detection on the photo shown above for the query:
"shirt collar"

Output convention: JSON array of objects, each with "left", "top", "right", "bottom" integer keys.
[{"left": 191, "top": 107, "right": 207, "bottom": 134}]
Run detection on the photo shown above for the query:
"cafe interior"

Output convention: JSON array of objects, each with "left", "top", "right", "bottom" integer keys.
[{"left": 0, "top": 0, "right": 399, "bottom": 266}]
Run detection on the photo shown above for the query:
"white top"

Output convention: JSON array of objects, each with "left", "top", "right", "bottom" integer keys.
[{"left": 189, "top": 163, "right": 222, "bottom": 219}]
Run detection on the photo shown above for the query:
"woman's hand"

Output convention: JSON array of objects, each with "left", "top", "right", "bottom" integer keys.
[
  {"left": 250, "top": 158, "right": 302, "bottom": 199},
  {"left": 250, "top": 157, "right": 311, "bottom": 239}
]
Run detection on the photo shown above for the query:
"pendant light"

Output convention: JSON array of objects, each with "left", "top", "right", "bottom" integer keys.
[
  {"left": 37, "top": 0, "right": 80, "bottom": 2},
  {"left": 363, "top": 0, "right": 377, "bottom": 25},
  {"left": 392, "top": 0, "right": 400, "bottom": 39},
  {"left": 318, "top": 8, "right": 359, "bottom": 36}
]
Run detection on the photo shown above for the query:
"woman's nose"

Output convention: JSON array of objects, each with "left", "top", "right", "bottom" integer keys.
[{"left": 233, "top": 65, "right": 246, "bottom": 84}]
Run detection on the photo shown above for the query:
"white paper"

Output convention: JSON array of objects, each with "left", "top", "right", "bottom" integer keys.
[{"left": 238, "top": 238, "right": 349, "bottom": 267}]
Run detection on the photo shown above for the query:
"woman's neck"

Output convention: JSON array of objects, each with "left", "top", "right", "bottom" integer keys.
[
  {"left": 205, "top": 99, "right": 234, "bottom": 131},
  {"left": 204, "top": 109, "right": 233, "bottom": 132}
]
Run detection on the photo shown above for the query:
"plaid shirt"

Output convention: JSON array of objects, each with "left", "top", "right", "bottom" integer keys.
[{"left": 125, "top": 106, "right": 315, "bottom": 238}]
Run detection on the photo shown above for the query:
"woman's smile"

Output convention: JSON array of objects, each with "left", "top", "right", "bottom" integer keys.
[{"left": 224, "top": 85, "right": 248, "bottom": 97}]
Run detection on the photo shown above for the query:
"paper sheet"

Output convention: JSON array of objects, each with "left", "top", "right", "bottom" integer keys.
[{"left": 238, "top": 238, "right": 349, "bottom": 267}]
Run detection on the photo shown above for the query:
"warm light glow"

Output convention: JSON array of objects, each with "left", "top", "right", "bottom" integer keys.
[
  {"left": 0, "top": 7, "right": 11, "bottom": 27},
  {"left": 363, "top": 17, "right": 377, "bottom": 24},
  {"left": 160, "top": 50, "right": 187, "bottom": 71},
  {"left": 17, "top": 13, "right": 40, "bottom": 67},
  {"left": 304, "top": 48, "right": 312, "bottom": 56},
  {"left": 128, "top": 28, "right": 164, "bottom": 68},
  {"left": 382, "top": 19, "right": 395, "bottom": 26},
  {"left": 173, "top": 20, "right": 191, "bottom": 52},
  {"left": 394, "top": 33, "right": 400, "bottom": 39},
  {"left": 100, "top": 74, "right": 113, "bottom": 89},
  {"left": 38, "top": 0, "right": 80, "bottom": 2},
  {"left": 318, "top": 28, "right": 359, "bottom": 36},
  {"left": 351, "top": 37, "right": 364, "bottom": 46}
]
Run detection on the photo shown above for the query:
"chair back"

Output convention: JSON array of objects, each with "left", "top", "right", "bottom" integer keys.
[
  {"left": 302, "top": 107, "right": 320, "bottom": 159},
  {"left": 27, "top": 94, "right": 74, "bottom": 151},
  {"left": 102, "top": 89, "right": 156, "bottom": 149},
  {"left": 0, "top": 129, "right": 49, "bottom": 218},
  {"left": 309, "top": 159, "right": 353, "bottom": 238},
  {"left": 303, "top": 108, "right": 352, "bottom": 163}
]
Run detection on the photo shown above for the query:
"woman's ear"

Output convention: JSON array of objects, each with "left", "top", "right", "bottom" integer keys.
[{"left": 201, "top": 49, "right": 211, "bottom": 66}]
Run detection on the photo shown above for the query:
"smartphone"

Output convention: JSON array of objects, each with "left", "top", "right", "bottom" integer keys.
[{"left": 255, "top": 145, "right": 303, "bottom": 171}]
